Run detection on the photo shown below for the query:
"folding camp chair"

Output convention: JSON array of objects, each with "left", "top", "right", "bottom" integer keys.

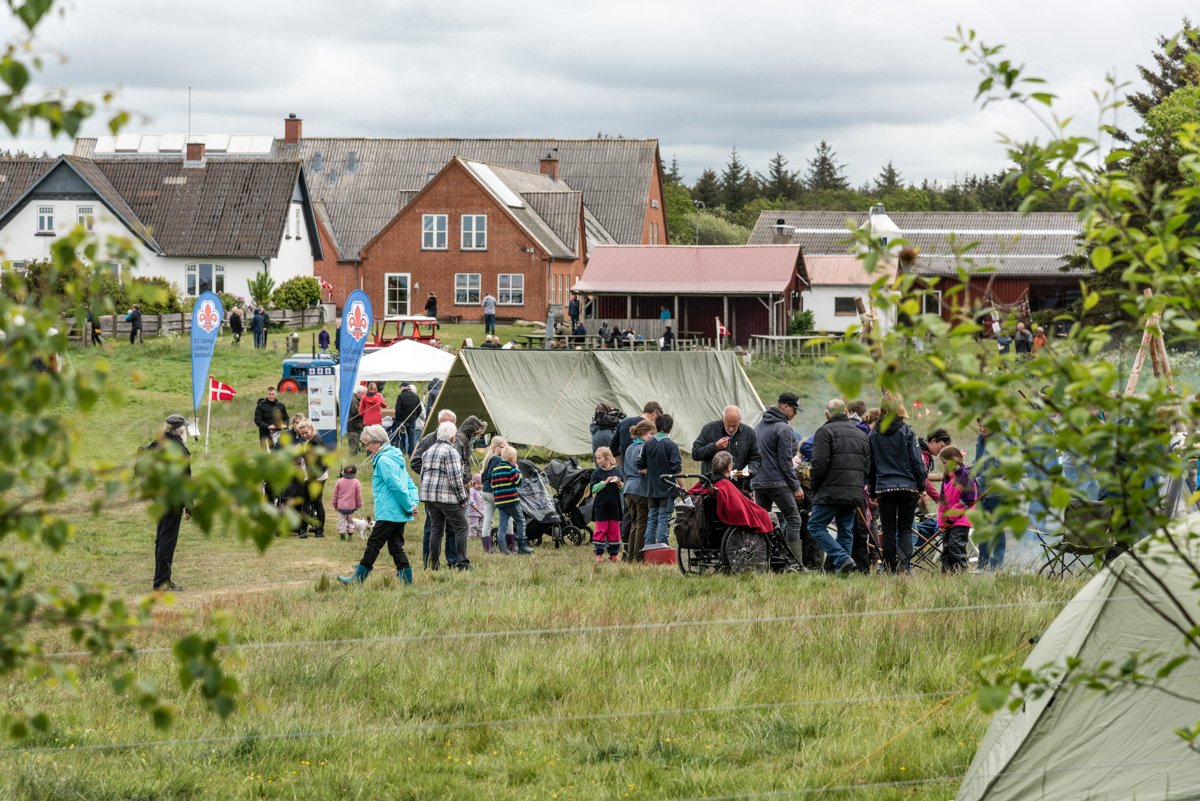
[
  {"left": 1036, "top": 499, "right": 1114, "bottom": 579},
  {"left": 910, "top": 514, "right": 941, "bottom": 573}
]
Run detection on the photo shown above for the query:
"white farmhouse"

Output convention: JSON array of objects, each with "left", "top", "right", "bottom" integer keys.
[
  {"left": 0, "top": 143, "right": 320, "bottom": 301},
  {"left": 800, "top": 254, "right": 898, "bottom": 334}
]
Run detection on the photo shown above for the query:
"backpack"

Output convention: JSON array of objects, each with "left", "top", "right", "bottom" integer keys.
[{"left": 593, "top": 404, "right": 623, "bottom": 430}]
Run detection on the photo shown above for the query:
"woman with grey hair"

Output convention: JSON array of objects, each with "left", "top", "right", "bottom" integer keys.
[
  {"left": 338, "top": 424, "right": 420, "bottom": 585},
  {"left": 420, "top": 420, "right": 471, "bottom": 570}
]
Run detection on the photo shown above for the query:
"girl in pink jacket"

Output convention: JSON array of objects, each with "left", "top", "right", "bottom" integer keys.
[
  {"left": 937, "top": 447, "right": 976, "bottom": 572},
  {"left": 333, "top": 465, "right": 364, "bottom": 541}
]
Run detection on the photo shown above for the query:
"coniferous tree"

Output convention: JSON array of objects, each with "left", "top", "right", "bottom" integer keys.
[
  {"left": 719, "top": 147, "right": 756, "bottom": 211},
  {"left": 757, "top": 153, "right": 801, "bottom": 201},
  {"left": 874, "top": 160, "right": 904, "bottom": 193},
  {"left": 691, "top": 168, "right": 721, "bottom": 209},
  {"left": 805, "top": 140, "right": 849, "bottom": 191},
  {"left": 664, "top": 155, "right": 683, "bottom": 185},
  {"left": 1127, "top": 18, "right": 1199, "bottom": 119}
]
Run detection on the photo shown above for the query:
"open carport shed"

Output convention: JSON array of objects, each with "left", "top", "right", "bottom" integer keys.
[{"left": 426, "top": 349, "right": 765, "bottom": 455}]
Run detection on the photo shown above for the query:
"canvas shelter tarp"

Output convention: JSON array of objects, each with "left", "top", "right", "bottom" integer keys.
[
  {"left": 957, "top": 516, "right": 1200, "bottom": 801},
  {"left": 356, "top": 339, "right": 455, "bottom": 384},
  {"left": 426, "top": 350, "right": 765, "bottom": 455}
]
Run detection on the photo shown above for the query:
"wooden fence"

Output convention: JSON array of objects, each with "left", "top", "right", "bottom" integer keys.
[
  {"left": 589, "top": 318, "right": 712, "bottom": 347},
  {"left": 63, "top": 307, "right": 326, "bottom": 343},
  {"left": 749, "top": 335, "right": 837, "bottom": 359}
]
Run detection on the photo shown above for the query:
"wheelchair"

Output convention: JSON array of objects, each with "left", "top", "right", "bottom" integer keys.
[{"left": 671, "top": 473, "right": 803, "bottom": 576}]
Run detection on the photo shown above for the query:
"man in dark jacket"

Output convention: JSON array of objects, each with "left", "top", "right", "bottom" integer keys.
[
  {"left": 149, "top": 414, "right": 191, "bottom": 591},
  {"left": 254, "top": 387, "right": 289, "bottom": 449},
  {"left": 567, "top": 294, "right": 581, "bottom": 328},
  {"left": 393, "top": 383, "right": 424, "bottom": 454},
  {"left": 808, "top": 398, "right": 871, "bottom": 574},
  {"left": 751, "top": 393, "right": 805, "bottom": 563},
  {"left": 128, "top": 304, "right": 143, "bottom": 345},
  {"left": 692, "top": 405, "right": 761, "bottom": 489},
  {"left": 249, "top": 307, "right": 265, "bottom": 349},
  {"left": 613, "top": 401, "right": 662, "bottom": 464}
]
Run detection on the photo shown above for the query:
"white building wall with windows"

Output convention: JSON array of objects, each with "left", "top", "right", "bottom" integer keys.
[
  {"left": 0, "top": 198, "right": 315, "bottom": 304},
  {"left": 802, "top": 285, "right": 894, "bottom": 334}
]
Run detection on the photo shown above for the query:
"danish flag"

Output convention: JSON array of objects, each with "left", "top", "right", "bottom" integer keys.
[
  {"left": 209, "top": 377, "right": 237, "bottom": 401},
  {"left": 716, "top": 318, "right": 732, "bottom": 338}
]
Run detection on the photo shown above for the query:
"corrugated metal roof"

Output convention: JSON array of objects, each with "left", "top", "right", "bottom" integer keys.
[
  {"left": 747, "top": 210, "right": 1082, "bottom": 277},
  {"left": 575, "top": 245, "right": 802, "bottom": 295},
  {"left": 583, "top": 206, "right": 618, "bottom": 252},
  {"left": 803, "top": 255, "right": 897, "bottom": 286}
]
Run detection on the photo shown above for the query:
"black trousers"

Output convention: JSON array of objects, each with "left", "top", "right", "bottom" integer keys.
[
  {"left": 305, "top": 480, "right": 326, "bottom": 533},
  {"left": 153, "top": 507, "right": 183, "bottom": 587},
  {"left": 942, "top": 525, "right": 970, "bottom": 572},
  {"left": 360, "top": 520, "right": 410, "bottom": 571},
  {"left": 878, "top": 491, "right": 918, "bottom": 572}
]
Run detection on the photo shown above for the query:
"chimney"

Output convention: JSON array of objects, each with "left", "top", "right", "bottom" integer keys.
[
  {"left": 284, "top": 113, "right": 303, "bottom": 146},
  {"left": 771, "top": 218, "right": 792, "bottom": 244},
  {"left": 538, "top": 149, "right": 558, "bottom": 180},
  {"left": 184, "top": 140, "right": 206, "bottom": 168}
]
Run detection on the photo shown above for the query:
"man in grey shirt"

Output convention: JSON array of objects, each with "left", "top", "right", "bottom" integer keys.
[{"left": 482, "top": 293, "right": 497, "bottom": 336}]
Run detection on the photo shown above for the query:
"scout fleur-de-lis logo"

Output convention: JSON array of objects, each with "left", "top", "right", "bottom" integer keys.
[
  {"left": 197, "top": 300, "right": 220, "bottom": 333},
  {"left": 346, "top": 301, "right": 369, "bottom": 341}
]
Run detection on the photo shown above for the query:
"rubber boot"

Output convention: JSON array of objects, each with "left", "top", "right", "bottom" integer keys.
[
  {"left": 785, "top": 538, "right": 808, "bottom": 571},
  {"left": 397, "top": 567, "right": 413, "bottom": 585},
  {"left": 506, "top": 533, "right": 517, "bottom": 552},
  {"left": 482, "top": 535, "right": 493, "bottom": 553},
  {"left": 337, "top": 564, "right": 371, "bottom": 585}
]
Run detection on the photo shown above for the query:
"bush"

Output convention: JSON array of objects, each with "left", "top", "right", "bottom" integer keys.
[
  {"left": 271, "top": 276, "right": 320, "bottom": 310},
  {"left": 788, "top": 310, "right": 815, "bottom": 335},
  {"left": 87, "top": 268, "right": 127, "bottom": 314},
  {"left": 219, "top": 292, "right": 247, "bottom": 312},
  {"left": 127, "top": 277, "right": 182, "bottom": 314},
  {"left": 247, "top": 272, "right": 275, "bottom": 307}
]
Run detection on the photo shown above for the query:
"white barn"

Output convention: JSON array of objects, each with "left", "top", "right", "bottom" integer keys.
[{"left": 0, "top": 147, "right": 320, "bottom": 302}]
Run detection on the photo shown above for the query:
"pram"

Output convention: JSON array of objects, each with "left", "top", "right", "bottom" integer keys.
[
  {"left": 672, "top": 473, "right": 803, "bottom": 575},
  {"left": 544, "top": 458, "right": 594, "bottom": 546},
  {"left": 517, "top": 459, "right": 567, "bottom": 547}
]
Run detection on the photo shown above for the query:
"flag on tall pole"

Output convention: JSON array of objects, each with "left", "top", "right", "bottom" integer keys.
[
  {"left": 715, "top": 317, "right": 731, "bottom": 351},
  {"left": 338, "top": 290, "right": 373, "bottom": 436}
]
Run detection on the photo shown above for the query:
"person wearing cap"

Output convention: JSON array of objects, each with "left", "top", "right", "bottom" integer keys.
[
  {"left": 149, "top": 414, "right": 191, "bottom": 591},
  {"left": 752, "top": 393, "right": 806, "bottom": 564},
  {"left": 807, "top": 398, "right": 872, "bottom": 574},
  {"left": 393, "top": 381, "right": 424, "bottom": 455}
]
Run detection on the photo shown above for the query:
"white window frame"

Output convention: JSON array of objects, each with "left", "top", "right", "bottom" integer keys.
[
  {"left": 37, "top": 205, "right": 54, "bottom": 233},
  {"left": 385, "top": 272, "right": 411, "bottom": 316},
  {"left": 421, "top": 214, "right": 448, "bottom": 250},
  {"left": 923, "top": 290, "right": 942, "bottom": 316},
  {"left": 185, "top": 263, "right": 225, "bottom": 296},
  {"left": 293, "top": 207, "right": 303, "bottom": 240},
  {"left": 498, "top": 274, "right": 524, "bottom": 306},
  {"left": 76, "top": 205, "right": 95, "bottom": 232},
  {"left": 454, "top": 273, "right": 481, "bottom": 306},
  {"left": 460, "top": 214, "right": 487, "bottom": 250},
  {"left": 650, "top": 222, "right": 659, "bottom": 245}
]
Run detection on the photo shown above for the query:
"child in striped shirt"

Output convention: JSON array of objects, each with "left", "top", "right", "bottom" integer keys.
[{"left": 490, "top": 447, "right": 533, "bottom": 555}]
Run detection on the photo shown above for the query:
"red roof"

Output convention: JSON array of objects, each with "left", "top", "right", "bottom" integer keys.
[
  {"left": 575, "top": 245, "right": 803, "bottom": 295},
  {"left": 802, "top": 255, "right": 897, "bottom": 286}
]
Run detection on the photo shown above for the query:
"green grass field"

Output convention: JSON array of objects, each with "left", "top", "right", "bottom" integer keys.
[{"left": 0, "top": 332, "right": 1084, "bottom": 800}]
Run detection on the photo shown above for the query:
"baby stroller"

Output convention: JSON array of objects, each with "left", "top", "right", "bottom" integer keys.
[
  {"left": 672, "top": 473, "right": 803, "bottom": 575},
  {"left": 517, "top": 459, "right": 567, "bottom": 547},
  {"left": 544, "top": 458, "right": 594, "bottom": 546}
]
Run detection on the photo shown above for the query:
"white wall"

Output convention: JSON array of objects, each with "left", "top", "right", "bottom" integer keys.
[
  {"left": 0, "top": 196, "right": 316, "bottom": 304},
  {"left": 803, "top": 285, "right": 894, "bottom": 334}
]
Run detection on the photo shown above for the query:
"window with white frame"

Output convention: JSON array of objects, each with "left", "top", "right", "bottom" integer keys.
[
  {"left": 77, "top": 205, "right": 94, "bottom": 232},
  {"left": 923, "top": 290, "right": 942, "bottom": 316},
  {"left": 422, "top": 214, "right": 447, "bottom": 249},
  {"left": 185, "top": 263, "right": 225, "bottom": 296},
  {"left": 461, "top": 214, "right": 487, "bottom": 250},
  {"left": 37, "top": 206, "right": 54, "bottom": 233},
  {"left": 293, "top": 207, "right": 303, "bottom": 240},
  {"left": 833, "top": 296, "right": 859, "bottom": 316},
  {"left": 498, "top": 274, "right": 524, "bottom": 306},
  {"left": 385, "top": 273, "right": 411, "bottom": 316},
  {"left": 650, "top": 222, "right": 660, "bottom": 245},
  {"left": 455, "top": 273, "right": 481, "bottom": 305}
]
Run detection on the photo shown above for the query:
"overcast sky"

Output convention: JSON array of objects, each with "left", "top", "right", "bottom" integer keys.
[{"left": 8, "top": 1, "right": 1192, "bottom": 186}]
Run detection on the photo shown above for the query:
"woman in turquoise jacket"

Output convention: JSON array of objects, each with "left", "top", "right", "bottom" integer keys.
[{"left": 339, "top": 425, "right": 420, "bottom": 585}]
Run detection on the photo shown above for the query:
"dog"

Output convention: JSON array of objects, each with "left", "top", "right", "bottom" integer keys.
[{"left": 351, "top": 516, "right": 374, "bottom": 540}]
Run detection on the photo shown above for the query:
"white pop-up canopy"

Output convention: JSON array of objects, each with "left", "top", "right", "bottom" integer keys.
[{"left": 356, "top": 339, "right": 455, "bottom": 384}]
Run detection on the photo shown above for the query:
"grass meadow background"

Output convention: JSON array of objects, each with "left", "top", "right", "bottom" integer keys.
[{"left": 1, "top": 325, "right": 1099, "bottom": 800}]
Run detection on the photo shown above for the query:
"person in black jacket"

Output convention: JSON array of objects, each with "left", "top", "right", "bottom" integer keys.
[
  {"left": 127, "top": 304, "right": 143, "bottom": 344},
  {"left": 149, "top": 414, "right": 191, "bottom": 591},
  {"left": 254, "top": 387, "right": 289, "bottom": 449},
  {"left": 751, "top": 393, "right": 806, "bottom": 563},
  {"left": 807, "top": 398, "right": 871, "bottom": 574},
  {"left": 692, "top": 405, "right": 761, "bottom": 491},
  {"left": 868, "top": 396, "right": 927, "bottom": 573},
  {"left": 613, "top": 401, "right": 662, "bottom": 464},
  {"left": 635, "top": 413, "right": 683, "bottom": 546},
  {"left": 393, "top": 383, "right": 424, "bottom": 454},
  {"left": 229, "top": 307, "right": 244, "bottom": 345}
]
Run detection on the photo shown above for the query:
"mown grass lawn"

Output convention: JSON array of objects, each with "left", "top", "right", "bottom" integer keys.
[{"left": 1, "top": 334, "right": 1083, "bottom": 800}]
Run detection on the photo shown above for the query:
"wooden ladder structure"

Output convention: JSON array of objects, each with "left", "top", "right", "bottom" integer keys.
[{"left": 1124, "top": 288, "right": 1175, "bottom": 395}]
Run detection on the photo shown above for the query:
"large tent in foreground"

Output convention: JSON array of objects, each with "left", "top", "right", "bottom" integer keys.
[
  {"left": 426, "top": 349, "right": 765, "bottom": 455},
  {"left": 957, "top": 519, "right": 1200, "bottom": 801}
]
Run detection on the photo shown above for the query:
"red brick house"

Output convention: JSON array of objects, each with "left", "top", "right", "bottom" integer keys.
[{"left": 359, "top": 157, "right": 588, "bottom": 321}]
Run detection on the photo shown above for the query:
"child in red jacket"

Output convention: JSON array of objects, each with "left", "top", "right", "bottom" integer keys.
[{"left": 938, "top": 446, "right": 976, "bottom": 572}]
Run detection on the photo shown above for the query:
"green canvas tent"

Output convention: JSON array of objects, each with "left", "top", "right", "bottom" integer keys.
[
  {"left": 957, "top": 521, "right": 1200, "bottom": 801},
  {"left": 426, "top": 349, "right": 765, "bottom": 455}
]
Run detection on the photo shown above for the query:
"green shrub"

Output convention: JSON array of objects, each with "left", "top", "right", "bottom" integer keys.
[
  {"left": 219, "top": 292, "right": 247, "bottom": 312},
  {"left": 271, "top": 276, "right": 320, "bottom": 310},
  {"left": 247, "top": 272, "right": 275, "bottom": 307},
  {"left": 788, "top": 310, "right": 815, "bottom": 335},
  {"left": 86, "top": 267, "right": 127, "bottom": 314},
  {"left": 127, "top": 276, "right": 182, "bottom": 314}
]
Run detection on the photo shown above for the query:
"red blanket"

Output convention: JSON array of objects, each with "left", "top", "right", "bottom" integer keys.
[{"left": 713, "top": 479, "right": 774, "bottom": 534}]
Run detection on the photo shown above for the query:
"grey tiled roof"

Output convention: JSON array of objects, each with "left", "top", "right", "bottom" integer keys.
[
  {"left": 273, "top": 138, "right": 656, "bottom": 257},
  {"left": 0, "top": 158, "right": 54, "bottom": 212},
  {"left": 748, "top": 210, "right": 1083, "bottom": 277},
  {"left": 583, "top": 207, "right": 618, "bottom": 252},
  {"left": 523, "top": 191, "right": 581, "bottom": 256}
]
